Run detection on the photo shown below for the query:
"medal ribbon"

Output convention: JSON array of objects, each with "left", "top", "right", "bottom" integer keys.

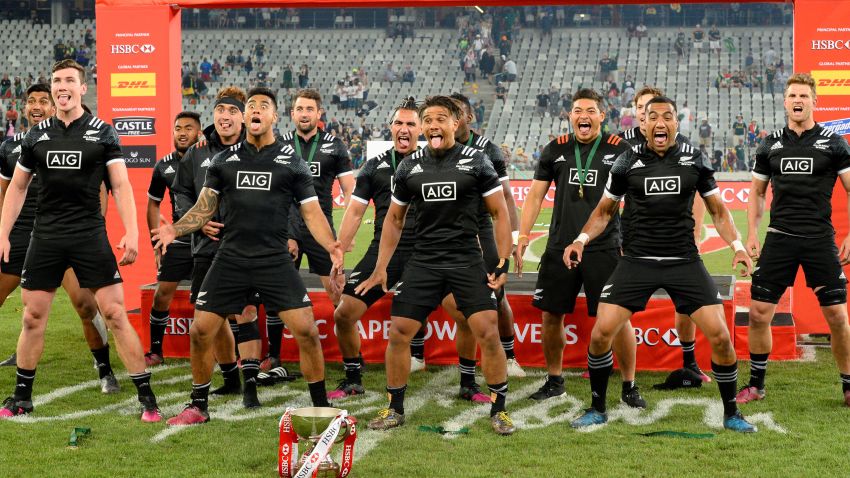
[
  {"left": 294, "top": 131, "right": 320, "bottom": 165},
  {"left": 574, "top": 134, "right": 602, "bottom": 193},
  {"left": 278, "top": 409, "right": 299, "bottom": 478}
]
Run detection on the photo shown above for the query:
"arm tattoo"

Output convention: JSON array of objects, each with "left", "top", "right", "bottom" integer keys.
[{"left": 172, "top": 187, "right": 219, "bottom": 237}]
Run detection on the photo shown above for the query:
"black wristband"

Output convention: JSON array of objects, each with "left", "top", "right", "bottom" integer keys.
[{"left": 493, "top": 258, "right": 510, "bottom": 276}]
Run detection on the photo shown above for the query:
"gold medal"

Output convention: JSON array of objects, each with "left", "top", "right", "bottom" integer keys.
[{"left": 579, "top": 185, "right": 584, "bottom": 198}]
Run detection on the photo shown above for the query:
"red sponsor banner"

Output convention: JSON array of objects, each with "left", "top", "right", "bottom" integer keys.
[
  {"left": 792, "top": 0, "right": 850, "bottom": 333},
  {"left": 97, "top": 5, "right": 182, "bottom": 310},
  {"left": 136, "top": 288, "right": 735, "bottom": 372}
]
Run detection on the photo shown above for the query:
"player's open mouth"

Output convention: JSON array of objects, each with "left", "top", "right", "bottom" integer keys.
[
  {"left": 30, "top": 111, "right": 43, "bottom": 120},
  {"left": 792, "top": 106, "right": 803, "bottom": 113},
  {"left": 249, "top": 116, "right": 262, "bottom": 132},
  {"left": 653, "top": 131, "right": 668, "bottom": 146},
  {"left": 218, "top": 120, "right": 233, "bottom": 130},
  {"left": 56, "top": 94, "right": 71, "bottom": 106},
  {"left": 429, "top": 134, "right": 443, "bottom": 149},
  {"left": 397, "top": 133, "right": 410, "bottom": 149},
  {"left": 578, "top": 121, "right": 591, "bottom": 135}
]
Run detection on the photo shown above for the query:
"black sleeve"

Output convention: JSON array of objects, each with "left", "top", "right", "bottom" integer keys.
[
  {"left": 476, "top": 153, "right": 502, "bottom": 197},
  {"left": 17, "top": 130, "right": 37, "bottom": 173},
  {"left": 102, "top": 125, "right": 124, "bottom": 164},
  {"left": 391, "top": 160, "right": 414, "bottom": 206},
  {"left": 752, "top": 137, "right": 773, "bottom": 181},
  {"left": 695, "top": 150, "right": 719, "bottom": 197},
  {"left": 290, "top": 159, "right": 318, "bottom": 204},
  {"left": 832, "top": 134, "right": 850, "bottom": 175},
  {"left": 202, "top": 154, "right": 225, "bottom": 192},
  {"left": 533, "top": 141, "right": 557, "bottom": 182},
  {"left": 351, "top": 157, "right": 377, "bottom": 205},
  {"left": 605, "top": 150, "right": 632, "bottom": 200},
  {"left": 147, "top": 162, "right": 167, "bottom": 202},
  {"left": 484, "top": 141, "right": 508, "bottom": 180},
  {"left": 172, "top": 146, "right": 199, "bottom": 217},
  {"left": 334, "top": 138, "right": 353, "bottom": 178},
  {"left": 0, "top": 141, "right": 12, "bottom": 180}
]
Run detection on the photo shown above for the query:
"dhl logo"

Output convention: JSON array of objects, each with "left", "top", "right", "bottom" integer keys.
[
  {"left": 811, "top": 70, "right": 850, "bottom": 96},
  {"left": 110, "top": 73, "right": 156, "bottom": 97}
]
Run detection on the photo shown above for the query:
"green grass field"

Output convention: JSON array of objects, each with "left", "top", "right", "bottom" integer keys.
[{"left": 3, "top": 207, "right": 850, "bottom": 477}]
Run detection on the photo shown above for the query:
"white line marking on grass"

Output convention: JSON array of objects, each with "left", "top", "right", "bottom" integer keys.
[
  {"left": 799, "top": 345, "right": 817, "bottom": 362},
  {"left": 522, "top": 230, "right": 549, "bottom": 264}
]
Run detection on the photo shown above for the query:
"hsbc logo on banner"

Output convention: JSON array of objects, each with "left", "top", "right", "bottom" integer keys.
[
  {"left": 237, "top": 171, "right": 272, "bottom": 190},
  {"left": 165, "top": 317, "right": 193, "bottom": 335},
  {"left": 811, "top": 39, "right": 850, "bottom": 50},
  {"left": 113, "top": 116, "right": 156, "bottom": 136},
  {"left": 422, "top": 182, "right": 456, "bottom": 201},
  {"left": 634, "top": 327, "right": 680, "bottom": 346},
  {"left": 644, "top": 176, "right": 680, "bottom": 195},
  {"left": 110, "top": 44, "right": 156, "bottom": 54},
  {"left": 46, "top": 151, "right": 82, "bottom": 169}
]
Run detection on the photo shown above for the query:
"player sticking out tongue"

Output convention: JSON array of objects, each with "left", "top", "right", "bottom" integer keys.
[{"left": 421, "top": 100, "right": 459, "bottom": 154}]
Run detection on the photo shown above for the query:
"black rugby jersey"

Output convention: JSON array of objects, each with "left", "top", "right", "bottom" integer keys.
[
  {"left": 203, "top": 139, "right": 317, "bottom": 260},
  {"left": 18, "top": 113, "right": 122, "bottom": 239},
  {"left": 464, "top": 131, "right": 509, "bottom": 228},
  {"left": 0, "top": 132, "right": 38, "bottom": 232},
  {"left": 391, "top": 143, "right": 501, "bottom": 268},
  {"left": 172, "top": 124, "right": 245, "bottom": 258},
  {"left": 535, "top": 132, "right": 629, "bottom": 252},
  {"left": 148, "top": 150, "right": 189, "bottom": 244},
  {"left": 351, "top": 148, "right": 416, "bottom": 248},
  {"left": 619, "top": 126, "right": 689, "bottom": 147},
  {"left": 605, "top": 141, "right": 718, "bottom": 259},
  {"left": 752, "top": 124, "right": 850, "bottom": 238}
]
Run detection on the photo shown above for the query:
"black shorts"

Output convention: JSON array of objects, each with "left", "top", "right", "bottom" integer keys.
[
  {"left": 752, "top": 232, "right": 847, "bottom": 304},
  {"left": 477, "top": 221, "right": 506, "bottom": 303},
  {"left": 532, "top": 247, "right": 618, "bottom": 316},
  {"left": 195, "top": 256, "right": 311, "bottom": 316},
  {"left": 391, "top": 262, "right": 498, "bottom": 323},
  {"left": 1, "top": 228, "right": 32, "bottom": 277},
  {"left": 293, "top": 223, "right": 335, "bottom": 276},
  {"left": 343, "top": 243, "right": 412, "bottom": 308},
  {"left": 157, "top": 241, "right": 194, "bottom": 283},
  {"left": 600, "top": 257, "right": 722, "bottom": 316},
  {"left": 21, "top": 230, "right": 122, "bottom": 290},
  {"left": 190, "top": 257, "right": 213, "bottom": 304}
]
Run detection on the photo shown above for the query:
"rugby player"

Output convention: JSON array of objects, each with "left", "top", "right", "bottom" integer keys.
[
  {"left": 356, "top": 96, "right": 516, "bottom": 435},
  {"left": 0, "top": 83, "right": 119, "bottom": 394},
  {"left": 156, "top": 87, "right": 341, "bottom": 425},
  {"left": 739, "top": 73, "right": 850, "bottom": 407},
  {"left": 328, "top": 96, "right": 421, "bottom": 399},
  {"left": 566, "top": 97, "right": 757, "bottom": 433},
  {"left": 145, "top": 111, "right": 202, "bottom": 363},
  {"left": 517, "top": 88, "right": 644, "bottom": 407},
  {"left": 0, "top": 60, "right": 160, "bottom": 421}
]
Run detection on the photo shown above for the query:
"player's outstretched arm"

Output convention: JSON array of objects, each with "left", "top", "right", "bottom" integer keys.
[
  {"left": 337, "top": 199, "right": 368, "bottom": 253},
  {"left": 0, "top": 169, "right": 32, "bottom": 262},
  {"left": 107, "top": 161, "right": 139, "bottom": 266},
  {"left": 837, "top": 171, "right": 850, "bottom": 265},
  {"left": 705, "top": 193, "right": 752, "bottom": 276},
  {"left": 354, "top": 201, "right": 407, "bottom": 295},
  {"left": 563, "top": 196, "right": 619, "bottom": 269},
  {"left": 693, "top": 196, "right": 706, "bottom": 247},
  {"left": 516, "top": 179, "right": 550, "bottom": 276},
  {"left": 301, "top": 199, "right": 343, "bottom": 270},
  {"left": 746, "top": 177, "right": 769, "bottom": 259},
  {"left": 152, "top": 187, "right": 219, "bottom": 256},
  {"left": 338, "top": 173, "right": 356, "bottom": 251},
  {"left": 484, "top": 188, "right": 512, "bottom": 290}
]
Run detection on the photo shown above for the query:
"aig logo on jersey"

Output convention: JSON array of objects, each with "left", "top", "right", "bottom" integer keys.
[
  {"left": 644, "top": 176, "right": 680, "bottom": 195},
  {"left": 422, "top": 182, "right": 456, "bottom": 201},
  {"left": 46, "top": 151, "right": 82, "bottom": 169},
  {"left": 780, "top": 157, "right": 813, "bottom": 174},
  {"left": 309, "top": 162, "right": 321, "bottom": 177},
  {"left": 568, "top": 168, "right": 597, "bottom": 187},
  {"left": 237, "top": 171, "right": 272, "bottom": 191}
]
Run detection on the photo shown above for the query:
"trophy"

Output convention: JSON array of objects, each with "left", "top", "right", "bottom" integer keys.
[{"left": 279, "top": 407, "right": 357, "bottom": 478}]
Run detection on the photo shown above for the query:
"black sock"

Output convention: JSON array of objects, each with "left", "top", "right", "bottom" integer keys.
[
  {"left": 621, "top": 380, "right": 635, "bottom": 394},
  {"left": 387, "top": 385, "right": 407, "bottom": 415},
  {"left": 220, "top": 362, "right": 240, "bottom": 388},
  {"left": 712, "top": 361, "right": 739, "bottom": 417},
  {"left": 130, "top": 371, "right": 155, "bottom": 400},
  {"left": 841, "top": 373, "right": 850, "bottom": 393},
  {"left": 149, "top": 308, "right": 169, "bottom": 355},
  {"left": 548, "top": 374, "right": 564, "bottom": 385},
  {"left": 241, "top": 359, "right": 260, "bottom": 391},
  {"left": 13, "top": 367, "right": 35, "bottom": 401},
  {"left": 91, "top": 345, "right": 113, "bottom": 379},
  {"left": 681, "top": 340, "right": 697, "bottom": 369},
  {"left": 191, "top": 381, "right": 211, "bottom": 411},
  {"left": 228, "top": 319, "right": 240, "bottom": 358},
  {"left": 488, "top": 382, "right": 508, "bottom": 416},
  {"left": 748, "top": 352, "right": 769, "bottom": 389},
  {"left": 410, "top": 329, "right": 425, "bottom": 360},
  {"left": 308, "top": 380, "right": 330, "bottom": 407},
  {"left": 588, "top": 350, "right": 614, "bottom": 413},
  {"left": 459, "top": 357, "right": 477, "bottom": 387},
  {"left": 500, "top": 335, "right": 516, "bottom": 360},
  {"left": 267, "top": 315, "right": 284, "bottom": 360},
  {"left": 343, "top": 356, "right": 362, "bottom": 384}
]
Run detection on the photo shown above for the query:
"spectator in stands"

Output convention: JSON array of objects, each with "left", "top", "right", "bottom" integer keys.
[
  {"left": 679, "top": 101, "right": 692, "bottom": 139},
  {"left": 765, "top": 63, "right": 777, "bottom": 95},
  {"left": 281, "top": 64, "right": 293, "bottom": 89},
  {"left": 13, "top": 77, "right": 23, "bottom": 100},
  {"left": 89, "top": 64, "right": 96, "bottom": 85},
  {"left": 607, "top": 102, "right": 621, "bottom": 130},
  {"left": 5, "top": 102, "right": 18, "bottom": 131},
  {"left": 211, "top": 59, "right": 222, "bottom": 81},
  {"left": 343, "top": 81, "right": 356, "bottom": 109},
  {"left": 747, "top": 120, "right": 758, "bottom": 146},
  {"left": 298, "top": 64, "right": 309, "bottom": 88},
  {"left": 531, "top": 145, "right": 543, "bottom": 168},
  {"left": 243, "top": 57, "right": 253, "bottom": 76},
  {"left": 475, "top": 101, "right": 485, "bottom": 130},
  {"left": 495, "top": 81, "right": 507, "bottom": 101},
  {"left": 763, "top": 45, "right": 777, "bottom": 69},
  {"left": 724, "top": 148, "right": 737, "bottom": 172},
  {"left": 236, "top": 50, "right": 245, "bottom": 67},
  {"left": 382, "top": 62, "right": 398, "bottom": 82},
  {"left": 692, "top": 24, "right": 705, "bottom": 52},
  {"left": 674, "top": 30, "right": 686, "bottom": 62},
  {"left": 498, "top": 35, "right": 511, "bottom": 57},
  {"left": 598, "top": 53, "right": 616, "bottom": 81},
  {"left": 199, "top": 58, "right": 212, "bottom": 82},
  {"left": 84, "top": 28, "right": 94, "bottom": 48},
  {"left": 473, "top": 34, "right": 485, "bottom": 58},
  {"left": 621, "top": 83, "right": 635, "bottom": 108},
  {"left": 698, "top": 119, "right": 712, "bottom": 150},
  {"left": 327, "top": 117, "right": 341, "bottom": 135},
  {"left": 0, "top": 75, "right": 11, "bottom": 99},
  {"left": 463, "top": 49, "right": 478, "bottom": 82},
  {"left": 501, "top": 56, "right": 517, "bottom": 82},
  {"left": 53, "top": 39, "right": 66, "bottom": 62},
  {"left": 226, "top": 51, "right": 236, "bottom": 70},
  {"left": 479, "top": 48, "right": 495, "bottom": 83},
  {"left": 626, "top": 23, "right": 637, "bottom": 38},
  {"left": 708, "top": 24, "right": 722, "bottom": 56},
  {"left": 635, "top": 22, "right": 648, "bottom": 38},
  {"left": 252, "top": 39, "right": 265, "bottom": 65},
  {"left": 735, "top": 140, "right": 748, "bottom": 171},
  {"left": 535, "top": 91, "right": 549, "bottom": 117},
  {"left": 402, "top": 65, "right": 415, "bottom": 83},
  {"left": 332, "top": 81, "right": 345, "bottom": 108},
  {"left": 380, "top": 123, "right": 391, "bottom": 141},
  {"left": 181, "top": 72, "right": 199, "bottom": 103},
  {"left": 732, "top": 114, "right": 747, "bottom": 146},
  {"left": 352, "top": 79, "right": 365, "bottom": 110},
  {"left": 76, "top": 45, "right": 90, "bottom": 67},
  {"left": 515, "top": 147, "right": 529, "bottom": 169},
  {"left": 745, "top": 50, "right": 755, "bottom": 72}
]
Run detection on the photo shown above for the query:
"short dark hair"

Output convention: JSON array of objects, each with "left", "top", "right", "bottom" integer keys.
[
  {"left": 175, "top": 110, "right": 201, "bottom": 125},
  {"left": 634, "top": 85, "right": 664, "bottom": 106},
  {"left": 25, "top": 83, "right": 51, "bottom": 100},
  {"left": 52, "top": 59, "right": 86, "bottom": 83},
  {"left": 449, "top": 92, "right": 472, "bottom": 112},
  {"left": 644, "top": 96, "right": 678, "bottom": 114},
  {"left": 571, "top": 88, "right": 604, "bottom": 110},
  {"left": 247, "top": 87, "right": 278, "bottom": 110},
  {"left": 391, "top": 96, "right": 419, "bottom": 122},
  {"left": 418, "top": 95, "right": 461, "bottom": 120},
  {"left": 294, "top": 88, "right": 322, "bottom": 109}
]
